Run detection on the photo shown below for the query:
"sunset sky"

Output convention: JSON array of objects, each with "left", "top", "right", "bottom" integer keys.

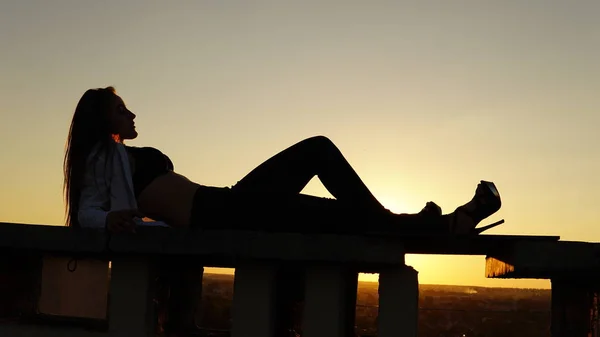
[{"left": 2, "top": 1, "right": 599, "bottom": 289}]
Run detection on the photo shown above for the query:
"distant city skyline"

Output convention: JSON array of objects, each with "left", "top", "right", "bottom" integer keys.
[{"left": 2, "top": 1, "right": 600, "bottom": 288}]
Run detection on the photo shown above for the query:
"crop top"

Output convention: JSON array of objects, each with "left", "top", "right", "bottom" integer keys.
[{"left": 125, "top": 146, "right": 174, "bottom": 198}]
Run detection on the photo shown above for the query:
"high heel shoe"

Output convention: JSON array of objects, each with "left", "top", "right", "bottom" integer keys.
[{"left": 450, "top": 180, "right": 503, "bottom": 235}]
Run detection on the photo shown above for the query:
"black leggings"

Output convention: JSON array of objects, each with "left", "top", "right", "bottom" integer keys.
[{"left": 189, "top": 136, "right": 440, "bottom": 231}]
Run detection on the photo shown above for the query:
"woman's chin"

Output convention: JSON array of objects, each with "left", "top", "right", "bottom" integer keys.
[{"left": 125, "top": 130, "right": 138, "bottom": 140}]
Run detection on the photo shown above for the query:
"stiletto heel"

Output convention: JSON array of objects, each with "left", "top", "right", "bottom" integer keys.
[{"left": 450, "top": 181, "right": 503, "bottom": 235}]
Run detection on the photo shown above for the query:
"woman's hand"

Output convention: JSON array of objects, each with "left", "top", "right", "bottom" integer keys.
[{"left": 106, "top": 209, "right": 144, "bottom": 233}]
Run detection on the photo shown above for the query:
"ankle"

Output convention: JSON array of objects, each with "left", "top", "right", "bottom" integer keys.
[
  {"left": 450, "top": 208, "right": 476, "bottom": 234},
  {"left": 459, "top": 198, "right": 478, "bottom": 214}
]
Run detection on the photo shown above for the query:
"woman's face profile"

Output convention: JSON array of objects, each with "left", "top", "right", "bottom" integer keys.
[{"left": 108, "top": 94, "right": 138, "bottom": 141}]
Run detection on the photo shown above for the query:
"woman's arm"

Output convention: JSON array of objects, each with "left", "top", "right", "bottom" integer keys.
[{"left": 78, "top": 145, "right": 171, "bottom": 230}]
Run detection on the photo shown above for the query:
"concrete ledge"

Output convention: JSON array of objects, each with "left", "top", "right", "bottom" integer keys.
[
  {"left": 0, "top": 222, "right": 560, "bottom": 258},
  {"left": 403, "top": 233, "right": 559, "bottom": 255},
  {"left": 109, "top": 228, "right": 406, "bottom": 266},
  {"left": 0, "top": 323, "right": 107, "bottom": 337},
  {"left": 0, "top": 223, "right": 106, "bottom": 254},
  {"left": 0, "top": 223, "right": 405, "bottom": 268},
  {"left": 486, "top": 241, "right": 600, "bottom": 279}
]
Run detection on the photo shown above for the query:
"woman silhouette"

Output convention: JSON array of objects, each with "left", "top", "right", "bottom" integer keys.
[{"left": 64, "top": 86, "right": 501, "bottom": 235}]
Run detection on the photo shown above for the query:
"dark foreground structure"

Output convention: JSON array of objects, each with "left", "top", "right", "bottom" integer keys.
[{"left": 0, "top": 217, "right": 595, "bottom": 337}]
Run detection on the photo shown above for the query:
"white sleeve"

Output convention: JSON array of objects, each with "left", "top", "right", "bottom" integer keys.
[
  {"left": 78, "top": 151, "right": 111, "bottom": 229},
  {"left": 78, "top": 145, "right": 173, "bottom": 229}
]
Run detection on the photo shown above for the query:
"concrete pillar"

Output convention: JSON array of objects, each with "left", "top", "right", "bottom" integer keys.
[
  {"left": 0, "top": 254, "right": 41, "bottom": 318},
  {"left": 378, "top": 266, "right": 419, "bottom": 337},
  {"left": 591, "top": 289, "right": 600, "bottom": 337},
  {"left": 551, "top": 278, "right": 595, "bottom": 337},
  {"left": 231, "top": 265, "right": 278, "bottom": 337},
  {"left": 303, "top": 266, "right": 358, "bottom": 337},
  {"left": 163, "top": 259, "right": 204, "bottom": 334},
  {"left": 38, "top": 256, "right": 109, "bottom": 319},
  {"left": 108, "top": 256, "right": 157, "bottom": 337},
  {"left": 274, "top": 267, "right": 305, "bottom": 336}
]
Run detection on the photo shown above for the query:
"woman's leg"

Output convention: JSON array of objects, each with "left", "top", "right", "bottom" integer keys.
[
  {"left": 231, "top": 135, "right": 385, "bottom": 212},
  {"left": 191, "top": 136, "right": 498, "bottom": 233}
]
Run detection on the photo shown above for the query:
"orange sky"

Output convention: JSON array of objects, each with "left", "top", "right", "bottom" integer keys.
[{"left": 2, "top": 1, "right": 600, "bottom": 288}]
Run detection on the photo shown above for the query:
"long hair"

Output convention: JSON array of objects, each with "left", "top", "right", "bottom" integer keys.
[{"left": 63, "top": 86, "right": 117, "bottom": 227}]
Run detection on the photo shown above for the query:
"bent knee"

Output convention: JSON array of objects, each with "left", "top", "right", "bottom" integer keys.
[{"left": 304, "top": 135, "right": 334, "bottom": 147}]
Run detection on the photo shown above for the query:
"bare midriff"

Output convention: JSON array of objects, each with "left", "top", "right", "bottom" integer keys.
[{"left": 137, "top": 171, "right": 200, "bottom": 227}]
